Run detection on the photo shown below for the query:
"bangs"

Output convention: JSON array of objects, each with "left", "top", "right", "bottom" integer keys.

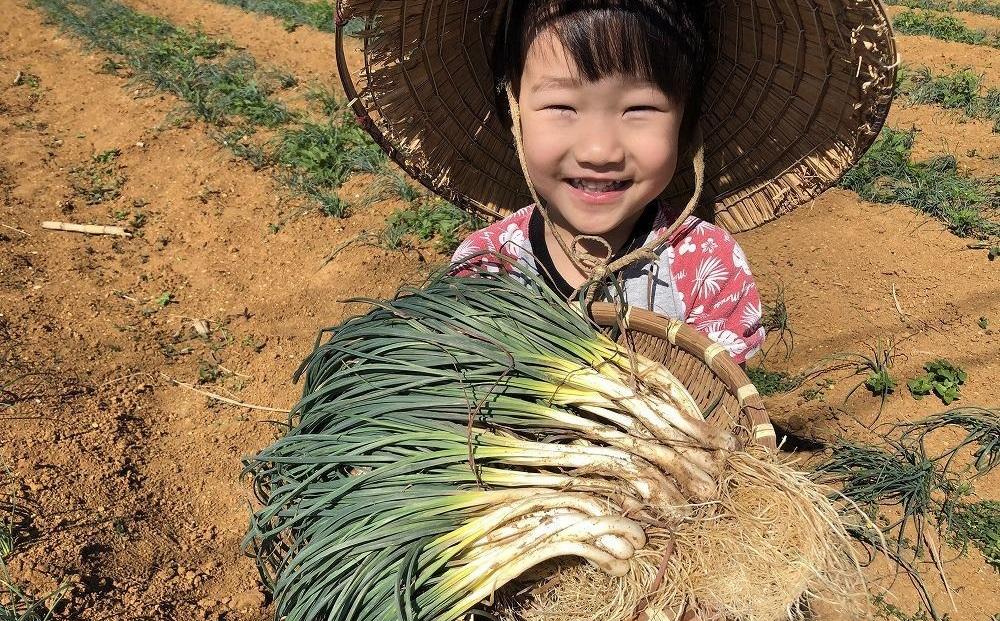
[{"left": 494, "top": 0, "right": 708, "bottom": 135}]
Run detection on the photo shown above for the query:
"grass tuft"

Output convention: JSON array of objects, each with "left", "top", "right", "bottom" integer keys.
[
  {"left": 841, "top": 127, "right": 1000, "bottom": 240},
  {"left": 898, "top": 65, "right": 1000, "bottom": 131},
  {"left": 892, "top": 9, "right": 1000, "bottom": 47},
  {"left": 382, "top": 198, "right": 475, "bottom": 253},
  {"left": 213, "top": 0, "right": 335, "bottom": 32},
  {"left": 886, "top": 0, "right": 1000, "bottom": 19},
  {"left": 275, "top": 116, "right": 386, "bottom": 216}
]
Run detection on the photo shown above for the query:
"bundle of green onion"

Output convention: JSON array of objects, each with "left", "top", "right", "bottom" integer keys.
[{"left": 245, "top": 267, "right": 863, "bottom": 621}]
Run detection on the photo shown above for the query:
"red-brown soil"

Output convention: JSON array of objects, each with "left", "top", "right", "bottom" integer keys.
[{"left": 1, "top": 1, "right": 998, "bottom": 620}]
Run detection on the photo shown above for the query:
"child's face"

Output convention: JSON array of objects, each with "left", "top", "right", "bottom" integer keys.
[{"left": 517, "top": 30, "right": 686, "bottom": 238}]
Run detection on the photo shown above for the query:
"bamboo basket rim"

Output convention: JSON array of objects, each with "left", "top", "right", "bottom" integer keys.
[{"left": 589, "top": 301, "right": 776, "bottom": 451}]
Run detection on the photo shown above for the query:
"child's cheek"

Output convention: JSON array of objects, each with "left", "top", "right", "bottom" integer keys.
[{"left": 521, "top": 118, "right": 572, "bottom": 190}]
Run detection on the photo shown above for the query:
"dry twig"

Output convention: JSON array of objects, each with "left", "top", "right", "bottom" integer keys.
[{"left": 41, "top": 221, "right": 131, "bottom": 237}]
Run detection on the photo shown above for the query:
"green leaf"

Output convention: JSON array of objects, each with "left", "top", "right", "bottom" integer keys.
[{"left": 908, "top": 375, "right": 934, "bottom": 397}]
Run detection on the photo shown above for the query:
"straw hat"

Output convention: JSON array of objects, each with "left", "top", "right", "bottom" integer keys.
[{"left": 335, "top": 0, "right": 897, "bottom": 234}]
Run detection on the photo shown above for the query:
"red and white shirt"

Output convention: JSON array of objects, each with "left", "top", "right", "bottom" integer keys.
[{"left": 450, "top": 204, "right": 765, "bottom": 364}]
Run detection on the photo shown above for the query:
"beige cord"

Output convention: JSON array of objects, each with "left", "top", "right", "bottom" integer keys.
[{"left": 505, "top": 83, "right": 705, "bottom": 305}]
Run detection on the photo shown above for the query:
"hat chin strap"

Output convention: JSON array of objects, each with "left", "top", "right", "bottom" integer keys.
[{"left": 504, "top": 83, "right": 706, "bottom": 305}]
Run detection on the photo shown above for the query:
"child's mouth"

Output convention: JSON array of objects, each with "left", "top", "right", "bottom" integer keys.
[{"left": 565, "top": 178, "right": 632, "bottom": 203}]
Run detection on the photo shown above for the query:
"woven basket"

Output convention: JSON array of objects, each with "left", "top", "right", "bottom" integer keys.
[{"left": 590, "top": 302, "right": 776, "bottom": 451}]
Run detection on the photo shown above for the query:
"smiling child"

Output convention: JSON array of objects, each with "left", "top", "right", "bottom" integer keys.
[{"left": 335, "top": 0, "right": 896, "bottom": 367}]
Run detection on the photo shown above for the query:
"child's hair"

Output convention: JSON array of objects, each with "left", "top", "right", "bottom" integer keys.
[{"left": 492, "top": 0, "right": 709, "bottom": 146}]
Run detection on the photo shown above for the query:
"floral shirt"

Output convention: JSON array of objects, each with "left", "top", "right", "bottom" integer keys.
[{"left": 450, "top": 205, "right": 765, "bottom": 364}]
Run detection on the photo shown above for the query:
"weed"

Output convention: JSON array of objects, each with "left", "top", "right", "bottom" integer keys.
[
  {"left": 840, "top": 127, "right": 1000, "bottom": 240},
  {"left": 956, "top": 0, "right": 1000, "bottom": 15},
  {"left": 761, "top": 284, "right": 794, "bottom": 360},
  {"left": 980, "top": 316, "right": 990, "bottom": 329},
  {"left": 898, "top": 66, "right": 1000, "bottom": 130},
  {"left": 943, "top": 499, "right": 1000, "bottom": 569},
  {"left": 801, "top": 377, "right": 836, "bottom": 402},
  {"left": 872, "top": 593, "right": 936, "bottom": 621},
  {"left": 821, "top": 338, "right": 903, "bottom": 415},
  {"left": 746, "top": 366, "right": 800, "bottom": 396},
  {"left": 197, "top": 361, "right": 222, "bottom": 385},
  {"left": 34, "top": 0, "right": 291, "bottom": 127},
  {"left": 907, "top": 359, "right": 967, "bottom": 405},
  {"left": 12, "top": 71, "right": 40, "bottom": 88},
  {"left": 0, "top": 574, "right": 65, "bottom": 621},
  {"left": 887, "top": 0, "right": 1000, "bottom": 16},
  {"left": 893, "top": 9, "right": 1000, "bottom": 47},
  {"left": 382, "top": 199, "right": 474, "bottom": 253},
  {"left": 215, "top": 126, "right": 272, "bottom": 170},
  {"left": 70, "top": 148, "right": 125, "bottom": 204}
]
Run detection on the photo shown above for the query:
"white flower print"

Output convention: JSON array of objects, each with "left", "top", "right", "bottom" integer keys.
[
  {"left": 686, "top": 304, "right": 705, "bottom": 324},
  {"left": 708, "top": 330, "right": 748, "bottom": 356},
  {"left": 452, "top": 236, "right": 479, "bottom": 262},
  {"left": 700, "top": 238, "right": 718, "bottom": 254},
  {"left": 674, "top": 269, "right": 687, "bottom": 282},
  {"left": 692, "top": 256, "right": 729, "bottom": 298},
  {"left": 741, "top": 299, "right": 762, "bottom": 329},
  {"left": 678, "top": 236, "right": 697, "bottom": 255},
  {"left": 698, "top": 318, "right": 726, "bottom": 333},
  {"left": 691, "top": 220, "right": 714, "bottom": 236},
  {"left": 498, "top": 223, "right": 525, "bottom": 251},
  {"left": 732, "top": 243, "right": 751, "bottom": 275}
]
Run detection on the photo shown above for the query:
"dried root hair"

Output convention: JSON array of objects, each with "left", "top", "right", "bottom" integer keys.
[{"left": 506, "top": 447, "right": 870, "bottom": 621}]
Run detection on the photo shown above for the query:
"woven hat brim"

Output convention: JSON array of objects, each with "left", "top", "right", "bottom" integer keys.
[{"left": 336, "top": 0, "right": 897, "bottom": 234}]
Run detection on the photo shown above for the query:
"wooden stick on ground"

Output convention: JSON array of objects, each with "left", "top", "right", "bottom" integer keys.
[{"left": 41, "top": 221, "right": 132, "bottom": 238}]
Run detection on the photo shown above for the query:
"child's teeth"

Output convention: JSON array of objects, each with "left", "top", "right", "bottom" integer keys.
[{"left": 575, "top": 180, "right": 621, "bottom": 192}]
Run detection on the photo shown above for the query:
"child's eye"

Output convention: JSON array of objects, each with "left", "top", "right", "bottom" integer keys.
[
  {"left": 625, "top": 106, "right": 661, "bottom": 115},
  {"left": 543, "top": 105, "right": 576, "bottom": 116}
]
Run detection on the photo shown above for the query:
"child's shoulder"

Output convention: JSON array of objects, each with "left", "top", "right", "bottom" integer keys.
[
  {"left": 451, "top": 205, "right": 535, "bottom": 262},
  {"left": 658, "top": 215, "right": 751, "bottom": 275}
]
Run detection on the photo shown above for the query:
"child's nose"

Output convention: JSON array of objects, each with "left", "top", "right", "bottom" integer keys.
[{"left": 573, "top": 124, "right": 625, "bottom": 167}]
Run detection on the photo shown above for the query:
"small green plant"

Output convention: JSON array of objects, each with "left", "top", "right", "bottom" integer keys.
[
  {"left": 800, "top": 377, "right": 836, "bottom": 402},
  {"left": 980, "top": 316, "right": 990, "bottom": 329},
  {"left": 907, "top": 359, "right": 967, "bottom": 404},
  {"left": 893, "top": 9, "right": 1000, "bottom": 47},
  {"left": 12, "top": 71, "right": 40, "bottom": 88},
  {"left": 822, "top": 338, "right": 902, "bottom": 415},
  {"left": 276, "top": 116, "right": 386, "bottom": 216},
  {"left": 154, "top": 291, "right": 174, "bottom": 308},
  {"left": 746, "top": 366, "right": 800, "bottom": 396},
  {"left": 70, "top": 148, "right": 125, "bottom": 204}
]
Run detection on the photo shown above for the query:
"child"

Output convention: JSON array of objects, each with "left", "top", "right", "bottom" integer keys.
[
  {"left": 450, "top": 0, "right": 764, "bottom": 365},
  {"left": 336, "top": 0, "right": 896, "bottom": 366}
]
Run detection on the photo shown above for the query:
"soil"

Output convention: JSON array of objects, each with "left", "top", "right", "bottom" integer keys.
[{"left": 0, "top": 1, "right": 998, "bottom": 620}]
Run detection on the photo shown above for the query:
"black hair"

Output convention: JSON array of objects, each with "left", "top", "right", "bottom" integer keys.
[{"left": 492, "top": 0, "right": 709, "bottom": 145}]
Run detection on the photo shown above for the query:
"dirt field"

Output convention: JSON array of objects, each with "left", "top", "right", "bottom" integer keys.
[{"left": 0, "top": 0, "right": 998, "bottom": 620}]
